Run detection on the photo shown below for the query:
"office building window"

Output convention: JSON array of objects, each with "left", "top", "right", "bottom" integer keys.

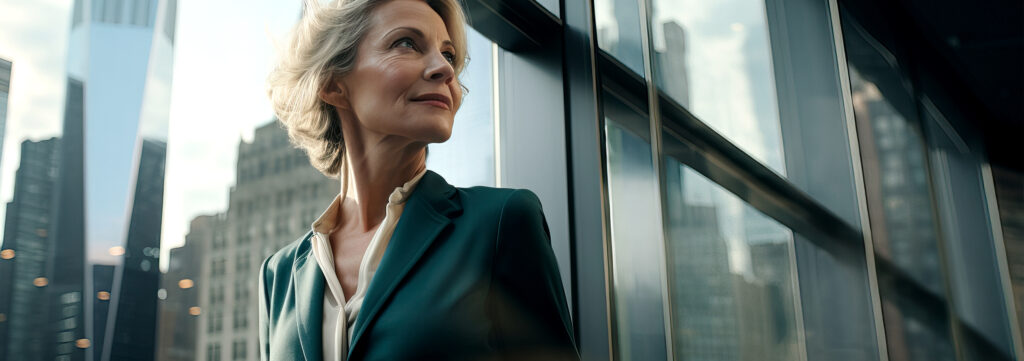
[
  {"left": 233, "top": 307, "right": 248, "bottom": 330},
  {"left": 207, "top": 343, "right": 221, "bottom": 361},
  {"left": 232, "top": 339, "right": 247, "bottom": 360}
]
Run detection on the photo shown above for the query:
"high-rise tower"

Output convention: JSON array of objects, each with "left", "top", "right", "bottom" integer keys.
[
  {"left": 50, "top": 1, "right": 178, "bottom": 360},
  {"left": 0, "top": 138, "right": 61, "bottom": 361}
]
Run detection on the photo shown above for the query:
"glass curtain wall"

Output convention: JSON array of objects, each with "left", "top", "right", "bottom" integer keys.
[{"left": 594, "top": 0, "right": 882, "bottom": 359}]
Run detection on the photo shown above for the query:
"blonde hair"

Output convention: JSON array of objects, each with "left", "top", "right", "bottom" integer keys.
[{"left": 267, "top": 0, "right": 468, "bottom": 178}]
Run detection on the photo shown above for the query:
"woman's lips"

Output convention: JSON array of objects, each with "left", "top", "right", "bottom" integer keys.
[{"left": 413, "top": 99, "right": 450, "bottom": 110}]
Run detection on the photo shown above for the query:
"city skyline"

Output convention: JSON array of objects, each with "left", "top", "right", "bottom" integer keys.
[{"left": 0, "top": 0, "right": 302, "bottom": 271}]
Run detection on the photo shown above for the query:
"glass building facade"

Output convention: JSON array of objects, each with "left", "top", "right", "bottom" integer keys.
[{"left": 0, "top": 0, "right": 1020, "bottom": 360}]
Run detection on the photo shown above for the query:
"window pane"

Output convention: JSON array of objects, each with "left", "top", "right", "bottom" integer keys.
[
  {"left": 923, "top": 103, "right": 1016, "bottom": 359},
  {"left": 650, "top": 0, "right": 785, "bottom": 173},
  {"left": 535, "top": 0, "right": 560, "bottom": 18},
  {"left": 661, "top": 125, "right": 880, "bottom": 361},
  {"left": 849, "top": 63, "right": 957, "bottom": 360},
  {"left": 604, "top": 96, "right": 669, "bottom": 360},
  {"left": 793, "top": 232, "right": 880, "bottom": 361},
  {"left": 595, "top": 0, "right": 646, "bottom": 77},
  {"left": 661, "top": 155, "right": 802, "bottom": 360},
  {"left": 764, "top": 0, "right": 862, "bottom": 227}
]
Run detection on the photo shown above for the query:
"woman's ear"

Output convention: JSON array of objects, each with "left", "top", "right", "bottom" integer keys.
[{"left": 319, "top": 75, "right": 350, "bottom": 110}]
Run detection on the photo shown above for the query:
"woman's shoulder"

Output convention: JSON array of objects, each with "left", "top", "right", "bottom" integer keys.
[
  {"left": 450, "top": 186, "right": 547, "bottom": 241},
  {"left": 454, "top": 186, "right": 544, "bottom": 216},
  {"left": 259, "top": 230, "right": 314, "bottom": 283}
]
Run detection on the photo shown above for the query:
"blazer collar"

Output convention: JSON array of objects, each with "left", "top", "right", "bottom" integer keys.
[
  {"left": 291, "top": 231, "right": 324, "bottom": 361},
  {"left": 348, "top": 170, "right": 461, "bottom": 358}
]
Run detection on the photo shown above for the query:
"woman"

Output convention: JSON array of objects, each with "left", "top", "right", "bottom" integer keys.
[{"left": 258, "top": 0, "right": 578, "bottom": 360}]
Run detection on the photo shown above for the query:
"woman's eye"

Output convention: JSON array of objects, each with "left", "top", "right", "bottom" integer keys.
[
  {"left": 393, "top": 38, "right": 416, "bottom": 50},
  {"left": 442, "top": 51, "right": 456, "bottom": 65}
]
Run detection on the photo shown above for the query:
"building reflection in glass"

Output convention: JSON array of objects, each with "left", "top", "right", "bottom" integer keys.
[
  {"left": 850, "top": 66, "right": 957, "bottom": 361},
  {"left": 650, "top": 0, "right": 785, "bottom": 174},
  {"left": 662, "top": 156, "right": 801, "bottom": 361}
]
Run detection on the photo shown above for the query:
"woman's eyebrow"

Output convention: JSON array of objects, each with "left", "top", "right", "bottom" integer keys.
[{"left": 382, "top": 26, "right": 454, "bottom": 49}]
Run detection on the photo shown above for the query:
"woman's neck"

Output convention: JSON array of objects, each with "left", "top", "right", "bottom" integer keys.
[{"left": 338, "top": 131, "right": 426, "bottom": 233}]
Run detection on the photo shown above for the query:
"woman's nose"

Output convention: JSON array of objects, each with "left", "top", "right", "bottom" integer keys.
[{"left": 424, "top": 51, "right": 455, "bottom": 82}]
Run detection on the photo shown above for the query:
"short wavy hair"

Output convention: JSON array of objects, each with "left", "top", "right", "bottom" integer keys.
[{"left": 267, "top": 0, "right": 468, "bottom": 178}]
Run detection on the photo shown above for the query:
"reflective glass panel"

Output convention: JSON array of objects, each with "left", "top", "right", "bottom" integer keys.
[
  {"left": 849, "top": 65, "right": 957, "bottom": 361},
  {"left": 604, "top": 94, "right": 669, "bottom": 360},
  {"left": 792, "top": 232, "right": 880, "bottom": 361},
  {"left": 661, "top": 152, "right": 802, "bottom": 361},
  {"left": 650, "top": 0, "right": 785, "bottom": 173},
  {"left": 535, "top": 0, "right": 560, "bottom": 18},
  {"left": 594, "top": 0, "right": 646, "bottom": 77},
  {"left": 923, "top": 103, "right": 1016, "bottom": 360}
]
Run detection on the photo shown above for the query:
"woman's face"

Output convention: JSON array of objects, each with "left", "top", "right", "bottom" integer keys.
[{"left": 337, "top": 0, "right": 462, "bottom": 145}]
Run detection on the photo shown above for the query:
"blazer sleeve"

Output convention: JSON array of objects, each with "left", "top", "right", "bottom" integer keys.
[
  {"left": 489, "top": 189, "right": 580, "bottom": 361},
  {"left": 257, "top": 256, "right": 272, "bottom": 361}
]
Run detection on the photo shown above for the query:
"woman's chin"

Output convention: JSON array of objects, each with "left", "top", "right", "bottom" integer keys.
[
  {"left": 423, "top": 131, "right": 452, "bottom": 144},
  {"left": 414, "top": 123, "right": 453, "bottom": 144}
]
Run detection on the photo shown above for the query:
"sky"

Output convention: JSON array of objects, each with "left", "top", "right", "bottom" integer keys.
[{"left": 0, "top": 0, "right": 302, "bottom": 270}]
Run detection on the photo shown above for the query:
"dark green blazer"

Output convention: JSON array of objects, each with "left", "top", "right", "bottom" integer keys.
[{"left": 258, "top": 170, "right": 579, "bottom": 360}]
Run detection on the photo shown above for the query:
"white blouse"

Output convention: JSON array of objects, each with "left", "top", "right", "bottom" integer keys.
[{"left": 308, "top": 169, "right": 427, "bottom": 361}]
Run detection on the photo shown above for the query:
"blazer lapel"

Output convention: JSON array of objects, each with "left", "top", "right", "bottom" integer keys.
[
  {"left": 291, "top": 237, "right": 324, "bottom": 361},
  {"left": 347, "top": 170, "right": 461, "bottom": 358}
]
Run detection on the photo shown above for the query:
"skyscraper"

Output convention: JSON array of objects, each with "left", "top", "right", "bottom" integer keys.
[
  {"left": 50, "top": 1, "right": 178, "bottom": 360},
  {"left": 196, "top": 120, "right": 337, "bottom": 361},
  {"left": 0, "top": 137, "right": 61, "bottom": 361}
]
